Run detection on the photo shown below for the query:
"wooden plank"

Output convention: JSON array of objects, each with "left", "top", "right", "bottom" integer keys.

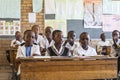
[{"left": 21, "top": 71, "right": 116, "bottom": 80}]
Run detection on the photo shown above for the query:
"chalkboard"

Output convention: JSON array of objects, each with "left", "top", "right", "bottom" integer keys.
[{"left": 45, "top": 14, "right": 112, "bottom": 39}]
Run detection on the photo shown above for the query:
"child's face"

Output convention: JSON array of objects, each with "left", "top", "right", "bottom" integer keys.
[
  {"left": 25, "top": 32, "right": 35, "bottom": 45},
  {"left": 80, "top": 33, "right": 90, "bottom": 48},
  {"left": 53, "top": 32, "right": 63, "bottom": 44},
  {"left": 45, "top": 28, "right": 53, "bottom": 39},
  {"left": 16, "top": 32, "right": 22, "bottom": 41},
  {"left": 69, "top": 32, "right": 76, "bottom": 40},
  {"left": 101, "top": 34, "right": 105, "bottom": 41},
  {"left": 32, "top": 26, "right": 39, "bottom": 35},
  {"left": 112, "top": 31, "right": 119, "bottom": 40}
]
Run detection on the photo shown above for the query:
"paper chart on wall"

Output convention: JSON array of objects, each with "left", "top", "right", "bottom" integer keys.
[
  {"left": 45, "top": 0, "right": 55, "bottom": 14},
  {"left": 45, "top": 20, "right": 67, "bottom": 37},
  {"left": 103, "top": 15, "right": 120, "bottom": 32},
  {"left": 103, "top": 0, "right": 120, "bottom": 15},
  {"left": 0, "top": 20, "right": 20, "bottom": 35},
  {"left": 66, "top": 0, "right": 84, "bottom": 19},
  {"left": 84, "top": 0, "right": 102, "bottom": 28},
  {"left": 55, "top": 0, "right": 67, "bottom": 19},
  {"left": 28, "top": 13, "right": 36, "bottom": 23},
  {"left": 55, "top": 0, "right": 84, "bottom": 19}
]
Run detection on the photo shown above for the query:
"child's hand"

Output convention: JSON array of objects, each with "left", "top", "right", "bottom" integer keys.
[
  {"left": 64, "top": 38, "right": 72, "bottom": 44},
  {"left": 13, "top": 41, "right": 17, "bottom": 44}
]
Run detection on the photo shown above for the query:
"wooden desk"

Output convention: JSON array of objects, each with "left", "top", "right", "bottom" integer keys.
[{"left": 19, "top": 57, "right": 117, "bottom": 80}]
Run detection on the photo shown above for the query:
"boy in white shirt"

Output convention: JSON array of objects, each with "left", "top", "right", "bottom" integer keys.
[
  {"left": 63, "top": 31, "right": 79, "bottom": 55},
  {"left": 111, "top": 30, "right": 120, "bottom": 57},
  {"left": 11, "top": 31, "right": 24, "bottom": 48},
  {"left": 16, "top": 30, "right": 41, "bottom": 78},
  {"left": 40, "top": 26, "right": 54, "bottom": 55},
  {"left": 31, "top": 25, "right": 44, "bottom": 45},
  {"left": 73, "top": 32, "right": 97, "bottom": 56},
  {"left": 16, "top": 30, "right": 41, "bottom": 58},
  {"left": 97, "top": 33, "right": 111, "bottom": 55}
]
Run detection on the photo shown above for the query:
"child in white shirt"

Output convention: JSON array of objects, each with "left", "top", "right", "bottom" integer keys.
[{"left": 73, "top": 32, "right": 97, "bottom": 56}]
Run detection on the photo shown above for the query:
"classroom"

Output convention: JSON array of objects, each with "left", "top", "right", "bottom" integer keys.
[{"left": 0, "top": 0, "right": 120, "bottom": 80}]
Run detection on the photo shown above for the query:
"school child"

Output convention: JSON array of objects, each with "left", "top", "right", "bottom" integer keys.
[
  {"left": 46, "top": 30, "right": 70, "bottom": 56},
  {"left": 73, "top": 32, "right": 97, "bottom": 56},
  {"left": 63, "top": 31, "right": 79, "bottom": 55},
  {"left": 16, "top": 30, "right": 41, "bottom": 58},
  {"left": 31, "top": 25, "right": 44, "bottom": 45},
  {"left": 16, "top": 30, "right": 41, "bottom": 78},
  {"left": 108, "top": 30, "right": 120, "bottom": 57},
  {"left": 97, "top": 33, "right": 111, "bottom": 55},
  {"left": 11, "top": 31, "right": 24, "bottom": 48},
  {"left": 40, "top": 26, "right": 54, "bottom": 55}
]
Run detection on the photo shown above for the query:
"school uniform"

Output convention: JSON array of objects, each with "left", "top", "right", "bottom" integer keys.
[
  {"left": 73, "top": 45, "right": 97, "bottom": 56},
  {"left": 34, "top": 35, "right": 44, "bottom": 45},
  {"left": 111, "top": 39, "right": 120, "bottom": 57},
  {"left": 46, "top": 45, "right": 70, "bottom": 56},
  {"left": 40, "top": 37, "right": 54, "bottom": 48},
  {"left": 65, "top": 42, "right": 79, "bottom": 51},
  {"left": 111, "top": 39, "right": 120, "bottom": 48},
  {"left": 10, "top": 39, "right": 24, "bottom": 47},
  {"left": 97, "top": 40, "right": 111, "bottom": 52},
  {"left": 16, "top": 43, "right": 41, "bottom": 58},
  {"left": 16, "top": 43, "right": 41, "bottom": 75}
]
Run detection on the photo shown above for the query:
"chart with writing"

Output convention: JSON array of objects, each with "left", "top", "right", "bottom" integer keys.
[{"left": 0, "top": 20, "right": 20, "bottom": 35}]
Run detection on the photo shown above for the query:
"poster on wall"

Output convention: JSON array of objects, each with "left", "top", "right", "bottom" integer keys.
[
  {"left": 55, "top": 0, "right": 84, "bottom": 20},
  {"left": 103, "top": 15, "right": 120, "bottom": 32},
  {"left": 84, "top": 0, "right": 102, "bottom": 28},
  {"left": 45, "top": 20, "right": 67, "bottom": 37},
  {"left": 28, "top": 13, "right": 36, "bottom": 23},
  {"left": 103, "top": 0, "right": 120, "bottom": 15},
  {"left": 0, "top": 20, "right": 20, "bottom": 35},
  {"left": 45, "top": 0, "right": 55, "bottom": 14}
]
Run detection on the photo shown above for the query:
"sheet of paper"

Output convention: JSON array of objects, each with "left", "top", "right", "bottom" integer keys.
[
  {"left": 66, "top": 0, "right": 84, "bottom": 19},
  {"left": 103, "top": 15, "right": 120, "bottom": 32},
  {"left": 55, "top": 0, "right": 84, "bottom": 19},
  {"left": 28, "top": 13, "right": 36, "bottom": 23},
  {"left": 55, "top": 0, "right": 67, "bottom": 19},
  {"left": 0, "top": 0, "right": 20, "bottom": 18},
  {"left": 84, "top": 0, "right": 102, "bottom": 28},
  {"left": 45, "top": 20, "right": 67, "bottom": 37},
  {"left": 103, "top": 0, "right": 120, "bottom": 14},
  {"left": 45, "top": 0, "right": 55, "bottom": 14},
  {"left": 33, "top": 56, "right": 51, "bottom": 58}
]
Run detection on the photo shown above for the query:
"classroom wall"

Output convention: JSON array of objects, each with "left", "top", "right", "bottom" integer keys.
[
  {"left": 45, "top": 14, "right": 112, "bottom": 39},
  {"left": 21, "top": 0, "right": 44, "bottom": 34},
  {"left": 0, "top": 0, "right": 45, "bottom": 65}
]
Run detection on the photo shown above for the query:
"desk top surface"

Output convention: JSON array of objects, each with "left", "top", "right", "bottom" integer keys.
[{"left": 18, "top": 56, "right": 117, "bottom": 61}]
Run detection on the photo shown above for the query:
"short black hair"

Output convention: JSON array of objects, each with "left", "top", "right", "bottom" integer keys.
[
  {"left": 52, "top": 30, "right": 62, "bottom": 38},
  {"left": 31, "top": 25, "right": 40, "bottom": 30},
  {"left": 24, "top": 30, "right": 31, "bottom": 35},
  {"left": 67, "top": 30, "right": 75, "bottom": 39},
  {"left": 79, "top": 32, "right": 88, "bottom": 39},
  {"left": 112, "top": 30, "right": 119, "bottom": 34},
  {"left": 23, "top": 30, "right": 32, "bottom": 40},
  {"left": 100, "top": 33, "right": 105, "bottom": 38},
  {"left": 15, "top": 31, "right": 20, "bottom": 35}
]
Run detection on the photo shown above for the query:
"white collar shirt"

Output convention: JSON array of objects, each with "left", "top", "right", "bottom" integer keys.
[
  {"left": 73, "top": 45, "right": 97, "bottom": 56},
  {"left": 40, "top": 37, "right": 54, "bottom": 48}
]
